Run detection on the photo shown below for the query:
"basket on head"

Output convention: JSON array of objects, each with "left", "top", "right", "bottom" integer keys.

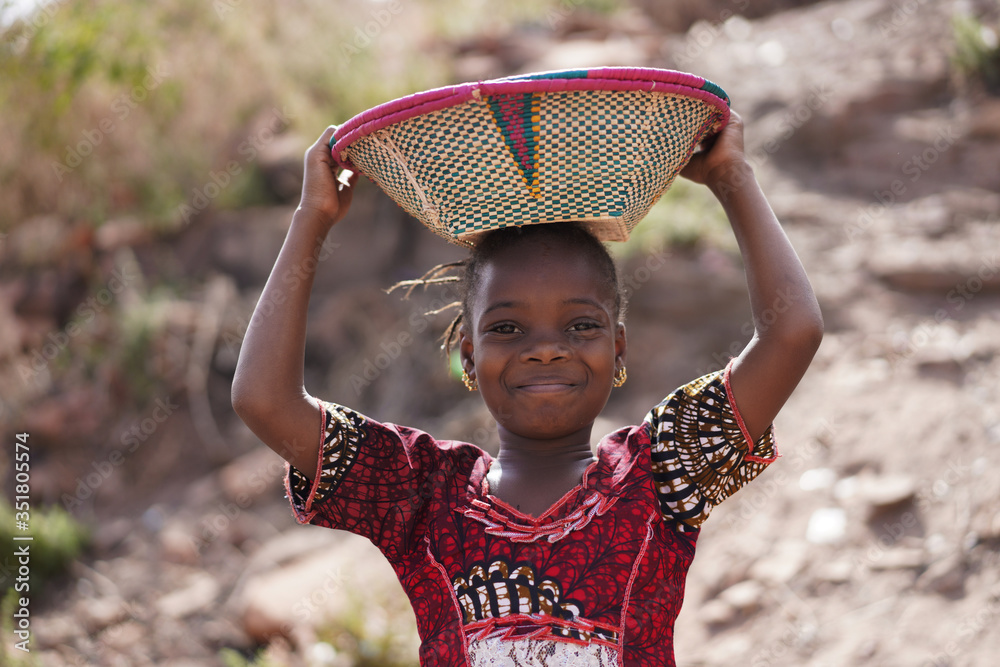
[{"left": 331, "top": 67, "right": 730, "bottom": 246}]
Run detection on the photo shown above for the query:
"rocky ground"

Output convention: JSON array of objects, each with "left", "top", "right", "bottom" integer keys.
[{"left": 3, "top": 0, "right": 1000, "bottom": 665}]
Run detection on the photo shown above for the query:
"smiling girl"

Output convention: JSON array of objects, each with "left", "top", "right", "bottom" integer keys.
[{"left": 232, "top": 111, "right": 823, "bottom": 666}]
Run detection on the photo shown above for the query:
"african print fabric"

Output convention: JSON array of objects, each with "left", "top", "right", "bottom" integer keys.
[{"left": 285, "top": 362, "right": 776, "bottom": 666}]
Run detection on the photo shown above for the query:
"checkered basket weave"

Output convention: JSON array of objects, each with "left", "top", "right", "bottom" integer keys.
[{"left": 331, "top": 67, "right": 729, "bottom": 245}]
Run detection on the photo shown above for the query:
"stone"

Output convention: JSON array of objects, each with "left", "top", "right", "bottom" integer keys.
[
  {"left": 749, "top": 540, "right": 809, "bottom": 584},
  {"left": 95, "top": 217, "right": 153, "bottom": 251},
  {"left": 219, "top": 446, "right": 288, "bottom": 505},
  {"left": 867, "top": 547, "right": 924, "bottom": 570},
  {"left": 806, "top": 507, "right": 847, "bottom": 544},
  {"left": 34, "top": 612, "right": 84, "bottom": 649},
  {"left": 76, "top": 596, "right": 131, "bottom": 635},
  {"left": 718, "top": 579, "right": 766, "bottom": 612},
  {"left": 854, "top": 474, "right": 917, "bottom": 520},
  {"left": 257, "top": 133, "right": 308, "bottom": 203},
  {"left": 237, "top": 531, "right": 414, "bottom": 647},
  {"left": 700, "top": 598, "right": 738, "bottom": 627},
  {"left": 159, "top": 520, "right": 202, "bottom": 565},
  {"left": 157, "top": 572, "right": 221, "bottom": 619},
  {"left": 916, "top": 553, "right": 967, "bottom": 596}
]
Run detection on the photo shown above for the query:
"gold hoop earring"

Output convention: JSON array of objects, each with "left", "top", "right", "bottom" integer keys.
[
  {"left": 462, "top": 369, "right": 478, "bottom": 391},
  {"left": 613, "top": 366, "right": 627, "bottom": 388}
]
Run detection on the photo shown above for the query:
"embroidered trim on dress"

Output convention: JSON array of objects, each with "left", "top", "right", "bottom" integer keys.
[
  {"left": 459, "top": 491, "right": 618, "bottom": 543},
  {"left": 287, "top": 403, "right": 365, "bottom": 519}
]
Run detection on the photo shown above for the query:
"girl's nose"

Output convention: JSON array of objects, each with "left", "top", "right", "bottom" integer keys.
[{"left": 519, "top": 332, "right": 571, "bottom": 363}]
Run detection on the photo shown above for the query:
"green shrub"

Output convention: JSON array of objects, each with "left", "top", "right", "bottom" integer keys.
[
  {"left": 0, "top": 500, "right": 90, "bottom": 595},
  {"left": 951, "top": 11, "right": 1000, "bottom": 94}
]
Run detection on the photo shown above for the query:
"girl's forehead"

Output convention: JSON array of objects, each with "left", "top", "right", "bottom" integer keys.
[{"left": 472, "top": 243, "right": 616, "bottom": 310}]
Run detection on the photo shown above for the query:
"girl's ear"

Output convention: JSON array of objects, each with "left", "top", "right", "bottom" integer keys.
[
  {"left": 458, "top": 325, "right": 475, "bottom": 374},
  {"left": 615, "top": 322, "right": 627, "bottom": 368}
]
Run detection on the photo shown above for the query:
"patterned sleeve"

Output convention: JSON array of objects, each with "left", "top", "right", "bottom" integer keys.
[
  {"left": 284, "top": 400, "right": 454, "bottom": 561},
  {"left": 644, "top": 360, "right": 778, "bottom": 532}
]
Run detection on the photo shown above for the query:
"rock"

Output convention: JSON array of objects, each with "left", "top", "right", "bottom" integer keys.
[
  {"left": 967, "top": 99, "right": 1000, "bottom": 139},
  {"left": 34, "top": 612, "right": 84, "bottom": 650},
  {"left": 806, "top": 507, "right": 847, "bottom": 544},
  {"left": 867, "top": 547, "right": 924, "bottom": 571},
  {"left": 97, "top": 620, "right": 147, "bottom": 653},
  {"left": 635, "top": 0, "right": 824, "bottom": 34},
  {"left": 916, "top": 553, "right": 967, "bottom": 596},
  {"left": 159, "top": 520, "right": 202, "bottom": 565},
  {"left": 525, "top": 38, "right": 649, "bottom": 72},
  {"left": 237, "top": 531, "right": 414, "bottom": 648},
  {"left": 95, "top": 217, "right": 154, "bottom": 251},
  {"left": 700, "top": 598, "right": 739, "bottom": 627},
  {"left": 799, "top": 467, "right": 837, "bottom": 491},
  {"left": 76, "top": 596, "right": 131, "bottom": 635},
  {"left": 718, "top": 579, "right": 766, "bottom": 612},
  {"left": 854, "top": 474, "right": 917, "bottom": 515},
  {"left": 749, "top": 540, "right": 809, "bottom": 584},
  {"left": 815, "top": 559, "right": 854, "bottom": 584},
  {"left": 219, "top": 446, "right": 287, "bottom": 505},
  {"left": 157, "top": 572, "right": 220, "bottom": 619},
  {"left": 257, "top": 133, "right": 308, "bottom": 203}
]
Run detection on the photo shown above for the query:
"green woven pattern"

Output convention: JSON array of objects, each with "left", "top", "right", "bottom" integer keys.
[{"left": 344, "top": 88, "right": 723, "bottom": 244}]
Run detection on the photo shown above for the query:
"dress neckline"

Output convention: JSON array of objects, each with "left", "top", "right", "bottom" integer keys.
[{"left": 481, "top": 453, "right": 601, "bottom": 523}]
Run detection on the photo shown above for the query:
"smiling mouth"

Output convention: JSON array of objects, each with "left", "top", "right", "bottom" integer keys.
[{"left": 515, "top": 379, "right": 577, "bottom": 393}]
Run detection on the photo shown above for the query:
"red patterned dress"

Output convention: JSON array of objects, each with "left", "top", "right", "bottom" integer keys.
[{"left": 285, "top": 362, "right": 777, "bottom": 666}]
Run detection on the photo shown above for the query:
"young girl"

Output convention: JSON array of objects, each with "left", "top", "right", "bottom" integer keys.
[{"left": 232, "top": 111, "right": 823, "bottom": 666}]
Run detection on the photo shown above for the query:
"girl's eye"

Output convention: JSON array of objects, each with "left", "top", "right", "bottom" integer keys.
[
  {"left": 490, "top": 323, "right": 520, "bottom": 334},
  {"left": 569, "top": 321, "right": 600, "bottom": 332}
]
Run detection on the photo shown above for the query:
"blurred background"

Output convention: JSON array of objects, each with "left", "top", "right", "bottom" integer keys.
[{"left": 1, "top": 0, "right": 999, "bottom": 665}]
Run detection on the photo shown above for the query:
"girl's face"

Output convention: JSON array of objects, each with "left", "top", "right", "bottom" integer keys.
[{"left": 459, "top": 238, "right": 626, "bottom": 444}]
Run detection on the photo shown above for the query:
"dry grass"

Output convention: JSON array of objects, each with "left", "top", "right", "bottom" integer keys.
[{"left": 0, "top": 0, "right": 578, "bottom": 233}]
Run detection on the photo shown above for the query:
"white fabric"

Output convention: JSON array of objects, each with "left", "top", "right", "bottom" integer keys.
[{"left": 468, "top": 637, "right": 619, "bottom": 667}]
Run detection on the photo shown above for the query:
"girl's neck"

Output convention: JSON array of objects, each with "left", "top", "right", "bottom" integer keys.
[
  {"left": 494, "top": 425, "right": 596, "bottom": 472},
  {"left": 487, "top": 426, "right": 597, "bottom": 517}
]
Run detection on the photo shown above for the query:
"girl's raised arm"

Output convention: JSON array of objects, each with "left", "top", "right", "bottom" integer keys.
[
  {"left": 231, "top": 127, "right": 357, "bottom": 480},
  {"left": 681, "top": 111, "right": 824, "bottom": 442}
]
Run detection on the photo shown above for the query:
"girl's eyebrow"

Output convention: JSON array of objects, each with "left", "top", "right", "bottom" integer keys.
[
  {"left": 482, "top": 300, "right": 522, "bottom": 316},
  {"left": 482, "top": 297, "right": 607, "bottom": 316}
]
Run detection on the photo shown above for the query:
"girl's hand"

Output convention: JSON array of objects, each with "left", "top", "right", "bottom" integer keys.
[
  {"left": 297, "top": 126, "right": 358, "bottom": 228},
  {"left": 680, "top": 110, "right": 749, "bottom": 190}
]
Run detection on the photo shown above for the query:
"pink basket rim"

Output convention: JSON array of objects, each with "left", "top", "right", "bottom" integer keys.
[{"left": 330, "top": 67, "right": 730, "bottom": 169}]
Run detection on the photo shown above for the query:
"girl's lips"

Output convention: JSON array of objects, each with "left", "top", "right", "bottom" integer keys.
[{"left": 515, "top": 379, "right": 577, "bottom": 393}]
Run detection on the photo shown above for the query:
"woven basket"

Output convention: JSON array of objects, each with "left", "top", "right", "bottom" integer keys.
[{"left": 331, "top": 67, "right": 729, "bottom": 245}]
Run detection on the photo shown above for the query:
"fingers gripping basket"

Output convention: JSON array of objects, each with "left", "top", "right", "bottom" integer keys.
[{"left": 331, "top": 67, "right": 730, "bottom": 245}]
